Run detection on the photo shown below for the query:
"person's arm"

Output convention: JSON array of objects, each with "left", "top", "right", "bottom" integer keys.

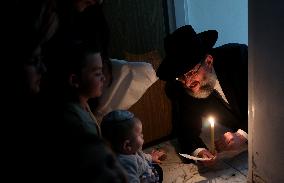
[
  {"left": 118, "top": 156, "right": 140, "bottom": 183},
  {"left": 166, "top": 81, "right": 213, "bottom": 147},
  {"left": 177, "top": 96, "right": 208, "bottom": 153},
  {"left": 176, "top": 86, "right": 219, "bottom": 167},
  {"left": 166, "top": 81, "right": 208, "bottom": 153}
]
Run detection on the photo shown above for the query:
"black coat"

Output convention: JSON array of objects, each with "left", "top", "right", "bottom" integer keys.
[{"left": 166, "top": 43, "right": 248, "bottom": 153}]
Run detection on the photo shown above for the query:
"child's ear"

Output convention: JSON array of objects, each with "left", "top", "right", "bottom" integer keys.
[
  {"left": 123, "top": 139, "right": 132, "bottom": 153},
  {"left": 69, "top": 74, "right": 80, "bottom": 88}
]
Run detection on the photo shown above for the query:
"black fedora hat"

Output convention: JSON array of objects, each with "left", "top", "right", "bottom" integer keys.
[{"left": 157, "top": 25, "right": 218, "bottom": 81}]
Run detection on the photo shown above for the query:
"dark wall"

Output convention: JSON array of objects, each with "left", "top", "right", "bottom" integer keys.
[{"left": 103, "top": 0, "right": 168, "bottom": 59}]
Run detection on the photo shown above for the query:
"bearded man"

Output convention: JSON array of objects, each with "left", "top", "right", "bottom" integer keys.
[{"left": 157, "top": 25, "right": 248, "bottom": 166}]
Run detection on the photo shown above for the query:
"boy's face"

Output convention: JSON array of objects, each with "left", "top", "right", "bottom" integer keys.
[
  {"left": 79, "top": 53, "right": 105, "bottom": 99},
  {"left": 129, "top": 119, "right": 144, "bottom": 154}
]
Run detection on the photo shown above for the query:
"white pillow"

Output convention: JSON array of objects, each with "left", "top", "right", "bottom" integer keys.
[{"left": 95, "top": 58, "right": 158, "bottom": 121}]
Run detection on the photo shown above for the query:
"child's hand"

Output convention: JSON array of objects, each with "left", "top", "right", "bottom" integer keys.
[{"left": 150, "top": 149, "right": 166, "bottom": 163}]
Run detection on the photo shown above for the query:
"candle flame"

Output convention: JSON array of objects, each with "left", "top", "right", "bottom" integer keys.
[{"left": 208, "top": 116, "right": 215, "bottom": 127}]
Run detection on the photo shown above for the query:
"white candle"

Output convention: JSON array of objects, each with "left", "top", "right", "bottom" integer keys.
[{"left": 208, "top": 117, "right": 215, "bottom": 154}]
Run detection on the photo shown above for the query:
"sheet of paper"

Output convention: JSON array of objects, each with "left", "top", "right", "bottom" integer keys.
[
  {"left": 179, "top": 147, "right": 247, "bottom": 162},
  {"left": 179, "top": 153, "right": 211, "bottom": 161}
]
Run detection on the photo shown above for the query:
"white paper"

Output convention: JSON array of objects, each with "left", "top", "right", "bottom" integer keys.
[
  {"left": 179, "top": 146, "right": 247, "bottom": 162},
  {"left": 179, "top": 153, "right": 211, "bottom": 161}
]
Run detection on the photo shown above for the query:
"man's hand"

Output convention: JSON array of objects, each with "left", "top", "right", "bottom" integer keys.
[
  {"left": 197, "top": 149, "right": 217, "bottom": 167},
  {"left": 215, "top": 132, "right": 247, "bottom": 152},
  {"left": 150, "top": 149, "right": 166, "bottom": 163}
]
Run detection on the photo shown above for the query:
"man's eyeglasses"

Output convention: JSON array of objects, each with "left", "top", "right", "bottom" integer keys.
[{"left": 176, "top": 62, "right": 202, "bottom": 82}]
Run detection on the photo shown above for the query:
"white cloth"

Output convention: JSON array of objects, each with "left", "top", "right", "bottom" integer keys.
[
  {"left": 95, "top": 59, "right": 158, "bottom": 120},
  {"left": 237, "top": 129, "right": 248, "bottom": 140}
]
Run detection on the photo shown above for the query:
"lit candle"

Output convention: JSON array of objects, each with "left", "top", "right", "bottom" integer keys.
[{"left": 208, "top": 117, "right": 215, "bottom": 154}]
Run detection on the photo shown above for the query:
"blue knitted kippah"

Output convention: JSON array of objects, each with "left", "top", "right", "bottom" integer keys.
[{"left": 103, "top": 110, "right": 134, "bottom": 123}]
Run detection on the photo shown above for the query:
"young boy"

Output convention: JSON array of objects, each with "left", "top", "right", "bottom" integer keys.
[
  {"left": 63, "top": 41, "right": 105, "bottom": 139},
  {"left": 101, "top": 110, "right": 165, "bottom": 183}
]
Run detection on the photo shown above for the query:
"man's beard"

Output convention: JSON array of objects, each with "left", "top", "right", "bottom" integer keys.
[{"left": 186, "top": 71, "right": 217, "bottom": 99}]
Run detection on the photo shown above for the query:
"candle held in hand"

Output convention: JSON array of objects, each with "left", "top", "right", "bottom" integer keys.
[{"left": 208, "top": 117, "right": 215, "bottom": 154}]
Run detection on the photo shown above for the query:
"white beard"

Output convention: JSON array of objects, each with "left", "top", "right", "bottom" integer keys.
[{"left": 186, "top": 70, "right": 217, "bottom": 99}]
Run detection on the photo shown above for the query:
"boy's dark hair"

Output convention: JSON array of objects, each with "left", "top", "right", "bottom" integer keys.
[
  {"left": 101, "top": 110, "right": 137, "bottom": 153},
  {"left": 64, "top": 40, "right": 102, "bottom": 77}
]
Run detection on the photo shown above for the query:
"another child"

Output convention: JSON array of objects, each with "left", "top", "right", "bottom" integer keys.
[{"left": 101, "top": 110, "right": 165, "bottom": 183}]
